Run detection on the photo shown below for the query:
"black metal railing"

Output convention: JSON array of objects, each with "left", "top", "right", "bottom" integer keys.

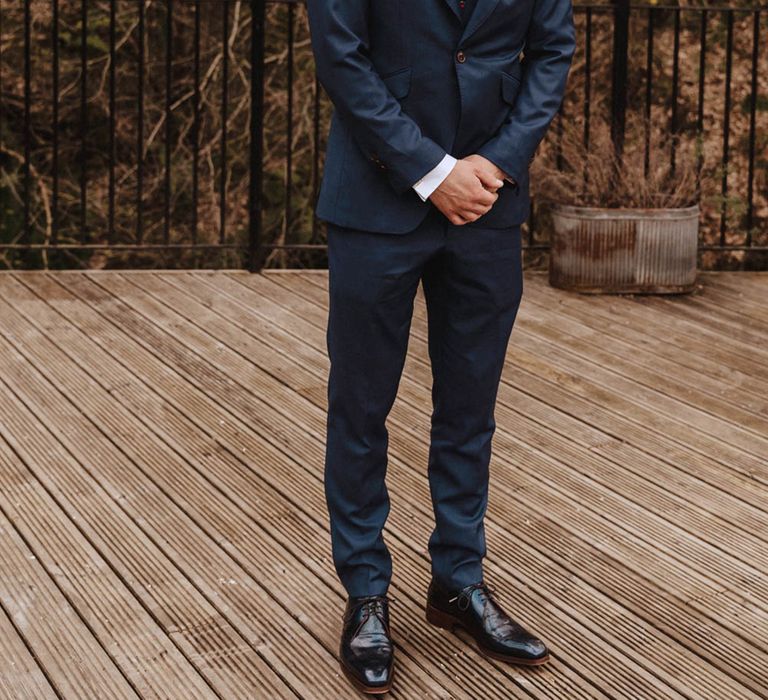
[
  {"left": 0, "top": 1, "right": 765, "bottom": 270},
  {"left": 1, "top": 1, "right": 268, "bottom": 270},
  {"left": 576, "top": 2, "right": 767, "bottom": 267}
]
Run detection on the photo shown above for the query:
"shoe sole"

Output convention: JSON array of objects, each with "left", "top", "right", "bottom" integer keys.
[
  {"left": 426, "top": 603, "right": 551, "bottom": 667},
  {"left": 339, "top": 659, "right": 394, "bottom": 694}
]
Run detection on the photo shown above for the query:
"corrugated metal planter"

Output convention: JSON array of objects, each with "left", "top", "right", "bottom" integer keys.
[{"left": 549, "top": 204, "right": 699, "bottom": 294}]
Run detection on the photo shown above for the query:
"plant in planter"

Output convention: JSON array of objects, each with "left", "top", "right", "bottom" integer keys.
[{"left": 531, "top": 123, "right": 700, "bottom": 294}]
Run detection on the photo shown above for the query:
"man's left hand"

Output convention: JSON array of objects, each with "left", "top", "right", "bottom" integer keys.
[{"left": 462, "top": 154, "right": 510, "bottom": 192}]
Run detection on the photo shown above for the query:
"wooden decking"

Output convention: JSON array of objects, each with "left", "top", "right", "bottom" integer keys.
[{"left": 0, "top": 269, "right": 766, "bottom": 700}]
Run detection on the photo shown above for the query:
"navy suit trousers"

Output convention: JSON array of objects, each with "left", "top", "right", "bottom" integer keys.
[{"left": 324, "top": 207, "right": 524, "bottom": 597}]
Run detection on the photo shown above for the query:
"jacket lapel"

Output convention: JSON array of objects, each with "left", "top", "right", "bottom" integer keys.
[
  {"left": 460, "top": 0, "right": 501, "bottom": 43},
  {"left": 442, "top": 0, "right": 462, "bottom": 21}
]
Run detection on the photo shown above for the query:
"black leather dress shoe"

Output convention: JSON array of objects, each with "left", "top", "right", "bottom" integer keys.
[
  {"left": 426, "top": 579, "right": 550, "bottom": 666},
  {"left": 339, "top": 595, "right": 395, "bottom": 694}
]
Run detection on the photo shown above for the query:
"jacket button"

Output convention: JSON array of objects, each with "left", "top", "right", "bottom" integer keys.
[{"left": 456, "top": 50, "right": 466, "bottom": 63}]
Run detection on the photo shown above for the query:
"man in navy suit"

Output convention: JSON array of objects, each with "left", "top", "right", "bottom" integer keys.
[{"left": 307, "top": 0, "right": 575, "bottom": 691}]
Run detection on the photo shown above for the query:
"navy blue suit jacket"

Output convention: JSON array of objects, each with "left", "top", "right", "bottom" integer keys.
[{"left": 307, "top": 0, "right": 576, "bottom": 233}]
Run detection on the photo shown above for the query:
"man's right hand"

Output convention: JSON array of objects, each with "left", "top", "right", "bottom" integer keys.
[{"left": 429, "top": 159, "right": 503, "bottom": 225}]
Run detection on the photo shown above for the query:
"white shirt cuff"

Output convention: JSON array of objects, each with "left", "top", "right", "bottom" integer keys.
[{"left": 412, "top": 154, "right": 457, "bottom": 201}]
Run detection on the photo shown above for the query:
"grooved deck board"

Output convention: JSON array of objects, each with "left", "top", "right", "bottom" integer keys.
[
  {"left": 0, "top": 492, "right": 139, "bottom": 700},
  {"left": 0, "top": 269, "right": 765, "bottom": 699},
  {"left": 0, "top": 563, "right": 61, "bottom": 700},
  {"left": 0, "top": 328, "right": 296, "bottom": 699}
]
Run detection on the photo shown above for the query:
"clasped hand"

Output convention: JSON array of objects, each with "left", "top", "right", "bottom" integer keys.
[{"left": 429, "top": 154, "right": 506, "bottom": 225}]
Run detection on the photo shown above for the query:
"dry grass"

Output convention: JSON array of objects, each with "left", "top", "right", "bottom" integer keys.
[{"left": 531, "top": 120, "right": 699, "bottom": 210}]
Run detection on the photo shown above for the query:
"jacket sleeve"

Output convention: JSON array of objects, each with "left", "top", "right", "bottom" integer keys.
[
  {"left": 306, "top": 0, "right": 448, "bottom": 194},
  {"left": 476, "top": 0, "right": 576, "bottom": 184}
]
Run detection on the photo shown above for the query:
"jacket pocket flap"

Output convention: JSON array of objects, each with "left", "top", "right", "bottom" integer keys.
[
  {"left": 500, "top": 68, "right": 522, "bottom": 105},
  {"left": 381, "top": 67, "right": 412, "bottom": 100}
]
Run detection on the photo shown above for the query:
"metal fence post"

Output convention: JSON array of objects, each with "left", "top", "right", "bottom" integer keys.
[
  {"left": 248, "top": 0, "right": 266, "bottom": 272},
  {"left": 611, "top": 0, "right": 630, "bottom": 165}
]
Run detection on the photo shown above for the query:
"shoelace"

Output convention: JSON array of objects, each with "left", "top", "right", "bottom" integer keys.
[
  {"left": 350, "top": 595, "right": 392, "bottom": 638},
  {"left": 450, "top": 582, "right": 522, "bottom": 641},
  {"left": 448, "top": 581, "right": 498, "bottom": 611},
  {"left": 360, "top": 596, "right": 390, "bottom": 619}
]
